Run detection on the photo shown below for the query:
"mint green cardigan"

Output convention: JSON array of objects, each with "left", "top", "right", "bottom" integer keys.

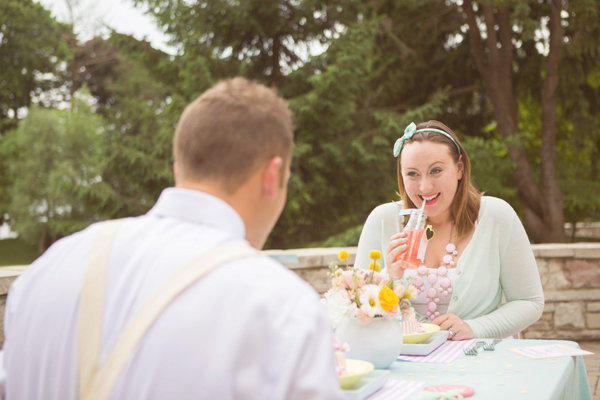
[{"left": 355, "top": 196, "right": 544, "bottom": 338}]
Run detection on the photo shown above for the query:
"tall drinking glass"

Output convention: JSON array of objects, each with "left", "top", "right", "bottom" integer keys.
[{"left": 394, "top": 204, "right": 427, "bottom": 269}]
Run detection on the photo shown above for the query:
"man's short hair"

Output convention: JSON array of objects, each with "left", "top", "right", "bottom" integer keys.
[{"left": 173, "top": 77, "right": 294, "bottom": 192}]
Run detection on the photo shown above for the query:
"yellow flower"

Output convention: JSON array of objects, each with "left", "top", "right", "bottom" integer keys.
[
  {"left": 368, "top": 261, "right": 381, "bottom": 272},
  {"left": 338, "top": 250, "right": 349, "bottom": 262},
  {"left": 378, "top": 286, "right": 399, "bottom": 312},
  {"left": 369, "top": 250, "right": 381, "bottom": 260}
]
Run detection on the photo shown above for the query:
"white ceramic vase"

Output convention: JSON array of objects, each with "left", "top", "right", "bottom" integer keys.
[{"left": 335, "top": 317, "right": 403, "bottom": 369}]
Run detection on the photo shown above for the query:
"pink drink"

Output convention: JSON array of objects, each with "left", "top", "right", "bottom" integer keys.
[
  {"left": 394, "top": 228, "right": 425, "bottom": 269},
  {"left": 394, "top": 203, "right": 427, "bottom": 268}
]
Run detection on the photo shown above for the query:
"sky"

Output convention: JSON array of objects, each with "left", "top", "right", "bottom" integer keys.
[{"left": 36, "top": 0, "right": 175, "bottom": 54}]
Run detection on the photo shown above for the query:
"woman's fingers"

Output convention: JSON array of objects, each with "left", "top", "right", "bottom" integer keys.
[
  {"left": 386, "top": 248, "right": 407, "bottom": 280},
  {"left": 432, "top": 314, "right": 474, "bottom": 341},
  {"left": 432, "top": 314, "right": 447, "bottom": 326},
  {"left": 385, "top": 232, "right": 409, "bottom": 279},
  {"left": 387, "top": 260, "right": 406, "bottom": 280}
]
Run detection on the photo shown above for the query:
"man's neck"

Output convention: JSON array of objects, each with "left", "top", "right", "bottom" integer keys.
[{"left": 175, "top": 180, "right": 264, "bottom": 249}]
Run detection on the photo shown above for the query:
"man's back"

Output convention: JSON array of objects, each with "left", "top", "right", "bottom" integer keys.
[{"left": 3, "top": 189, "right": 342, "bottom": 399}]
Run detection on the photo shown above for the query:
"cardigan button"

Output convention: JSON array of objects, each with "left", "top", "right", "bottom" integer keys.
[{"left": 452, "top": 295, "right": 458, "bottom": 301}]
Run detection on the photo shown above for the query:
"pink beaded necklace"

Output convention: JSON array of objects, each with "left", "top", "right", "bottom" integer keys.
[{"left": 412, "top": 226, "right": 458, "bottom": 319}]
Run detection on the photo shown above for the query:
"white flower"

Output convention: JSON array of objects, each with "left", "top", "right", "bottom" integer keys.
[
  {"left": 322, "top": 289, "right": 357, "bottom": 327},
  {"left": 405, "top": 285, "right": 417, "bottom": 300},
  {"left": 358, "top": 284, "right": 384, "bottom": 317}
]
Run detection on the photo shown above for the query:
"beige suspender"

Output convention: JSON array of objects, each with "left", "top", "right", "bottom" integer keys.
[
  {"left": 78, "top": 220, "right": 258, "bottom": 400},
  {"left": 79, "top": 220, "right": 123, "bottom": 398}
]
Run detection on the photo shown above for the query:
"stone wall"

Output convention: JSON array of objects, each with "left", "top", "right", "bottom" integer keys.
[
  {"left": 526, "top": 244, "right": 600, "bottom": 340},
  {"left": 0, "top": 244, "right": 598, "bottom": 345},
  {"left": 268, "top": 242, "right": 600, "bottom": 341},
  {"left": 564, "top": 222, "right": 600, "bottom": 241},
  {"left": 0, "top": 266, "right": 27, "bottom": 346}
]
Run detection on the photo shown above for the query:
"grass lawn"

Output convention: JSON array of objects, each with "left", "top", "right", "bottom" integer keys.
[{"left": 0, "top": 239, "right": 38, "bottom": 266}]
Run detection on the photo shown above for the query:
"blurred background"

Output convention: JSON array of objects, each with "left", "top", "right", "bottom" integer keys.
[{"left": 2, "top": 0, "right": 600, "bottom": 265}]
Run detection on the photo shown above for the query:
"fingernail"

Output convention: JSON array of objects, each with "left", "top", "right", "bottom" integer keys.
[{"left": 399, "top": 244, "right": 407, "bottom": 249}]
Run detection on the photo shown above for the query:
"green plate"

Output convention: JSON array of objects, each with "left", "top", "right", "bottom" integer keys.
[
  {"left": 403, "top": 323, "right": 440, "bottom": 344},
  {"left": 338, "top": 359, "right": 374, "bottom": 389}
]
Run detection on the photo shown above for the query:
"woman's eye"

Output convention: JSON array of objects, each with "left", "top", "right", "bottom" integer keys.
[
  {"left": 407, "top": 171, "right": 419, "bottom": 177},
  {"left": 430, "top": 168, "right": 442, "bottom": 175}
]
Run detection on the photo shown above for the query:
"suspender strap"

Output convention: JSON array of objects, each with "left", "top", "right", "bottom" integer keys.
[
  {"left": 79, "top": 220, "right": 124, "bottom": 398},
  {"left": 78, "top": 220, "right": 258, "bottom": 400}
]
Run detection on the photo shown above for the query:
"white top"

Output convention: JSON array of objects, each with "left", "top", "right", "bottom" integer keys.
[
  {"left": 355, "top": 196, "right": 544, "bottom": 338},
  {"left": 1, "top": 188, "right": 344, "bottom": 400}
]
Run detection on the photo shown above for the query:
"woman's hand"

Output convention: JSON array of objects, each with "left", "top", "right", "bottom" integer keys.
[
  {"left": 385, "top": 232, "right": 408, "bottom": 279},
  {"left": 433, "top": 313, "right": 474, "bottom": 341}
]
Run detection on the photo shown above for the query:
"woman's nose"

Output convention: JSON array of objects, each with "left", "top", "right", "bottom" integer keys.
[{"left": 419, "top": 176, "right": 433, "bottom": 192}]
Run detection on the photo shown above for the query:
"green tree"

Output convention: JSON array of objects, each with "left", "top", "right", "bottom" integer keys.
[
  {"left": 68, "top": 33, "right": 175, "bottom": 218},
  {"left": 135, "top": 0, "right": 357, "bottom": 86},
  {"left": 457, "top": 0, "right": 600, "bottom": 242},
  {"left": 269, "top": 11, "right": 454, "bottom": 248},
  {"left": 0, "top": 0, "right": 69, "bottom": 227},
  {"left": 2, "top": 89, "right": 111, "bottom": 252},
  {"left": 0, "top": 0, "right": 68, "bottom": 133}
]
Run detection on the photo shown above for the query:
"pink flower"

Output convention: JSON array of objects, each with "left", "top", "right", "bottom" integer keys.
[
  {"left": 379, "top": 277, "right": 390, "bottom": 287},
  {"left": 356, "top": 310, "right": 373, "bottom": 324},
  {"left": 355, "top": 270, "right": 366, "bottom": 287},
  {"left": 393, "top": 283, "right": 406, "bottom": 298},
  {"left": 340, "top": 270, "right": 355, "bottom": 289}
]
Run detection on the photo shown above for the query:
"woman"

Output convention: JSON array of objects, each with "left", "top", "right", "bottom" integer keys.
[{"left": 355, "top": 120, "right": 544, "bottom": 340}]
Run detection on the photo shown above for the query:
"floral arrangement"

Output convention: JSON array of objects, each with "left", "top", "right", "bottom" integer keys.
[{"left": 323, "top": 250, "right": 416, "bottom": 327}]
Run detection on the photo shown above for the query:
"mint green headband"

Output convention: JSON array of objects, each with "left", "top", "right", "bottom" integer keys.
[{"left": 393, "top": 122, "right": 461, "bottom": 157}]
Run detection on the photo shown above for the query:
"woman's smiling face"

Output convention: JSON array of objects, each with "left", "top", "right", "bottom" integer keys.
[{"left": 400, "top": 141, "right": 463, "bottom": 222}]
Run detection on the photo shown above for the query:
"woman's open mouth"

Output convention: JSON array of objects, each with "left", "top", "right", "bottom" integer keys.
[{"left": 420, "top": 193, "right": 440, "bottom": 205}]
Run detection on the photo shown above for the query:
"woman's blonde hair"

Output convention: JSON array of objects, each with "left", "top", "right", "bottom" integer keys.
[{"left": 396, "top": 120, "right": 481, "bottom": 238}]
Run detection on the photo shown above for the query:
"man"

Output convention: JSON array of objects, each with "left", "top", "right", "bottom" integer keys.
[{"left": 1, "top": 78, "right": 344, "bottom": 399}]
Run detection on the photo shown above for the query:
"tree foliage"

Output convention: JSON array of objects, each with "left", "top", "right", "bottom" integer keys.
[
  {"left": 3, "top": 0, "right": 600, "bottom": 250},
  {"left": 135, "top": 0, "right": 357, "bottom": 85},
  {"left": 0, "top": 0, "right": 69, "bottom": 227},
  {"left": 456, "top": 0, "right": 600, "bottom": 242},
  {"left": 1, "top": 90, "right": 110, "bottom": 252},
  {"left": 69, "top": 33, "right": 175, "bottom": 218},
  {"left": 0, "top": 0, "right": 68, "bottom": 133}
]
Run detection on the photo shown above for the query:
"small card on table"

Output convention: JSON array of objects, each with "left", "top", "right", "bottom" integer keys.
[{"left": 507, "top": 343, "right": 594, "bottom": 359}]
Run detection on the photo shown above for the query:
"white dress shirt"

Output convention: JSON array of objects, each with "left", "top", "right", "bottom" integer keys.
[{"left": 1, "top": 188, "right": 344, "bottom": 399}]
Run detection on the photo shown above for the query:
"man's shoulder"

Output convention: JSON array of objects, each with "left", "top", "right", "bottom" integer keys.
[{"left": 223, "top": 254, "right": 321, "bottom": 301}]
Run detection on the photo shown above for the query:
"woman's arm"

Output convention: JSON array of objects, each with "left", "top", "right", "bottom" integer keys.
[{"left": 464, "top": 202, "right": 544, "bottom": 338}]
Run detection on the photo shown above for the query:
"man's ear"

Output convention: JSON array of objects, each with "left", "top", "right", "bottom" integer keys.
[{"left": 261, "top": 156, "right": 283, "bottom": 198}]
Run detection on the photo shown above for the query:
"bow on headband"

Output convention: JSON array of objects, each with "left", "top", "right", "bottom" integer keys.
[{"left": 393, "top": 122, "right": 462, "bottom": 157}]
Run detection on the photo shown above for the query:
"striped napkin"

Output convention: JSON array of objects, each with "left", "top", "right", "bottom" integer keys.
[
  {"left": 401, "top": 320, "right": 425, "bottom": 335},
  {"left": 397, "top": 339, "right": 475, "bottom": 363},
  {"left": 368, "top": 379, "right": 426, "bottom": 400}
]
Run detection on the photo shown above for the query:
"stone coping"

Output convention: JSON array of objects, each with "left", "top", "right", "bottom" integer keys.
[
  {"left": 0, "top": 266, "right": 27, "bottom": 295},
  {"left": 532, "top": 243, "right": 600, "bottom": 258},
  {"left": 266, "top": 243, "right": 600, "bottom": 267},
  {"left": 265, "top": 247, "right": 357, "bottom": 269},
  {"left": 4, "top": 242, "right": 599, "bottom": 294}
]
